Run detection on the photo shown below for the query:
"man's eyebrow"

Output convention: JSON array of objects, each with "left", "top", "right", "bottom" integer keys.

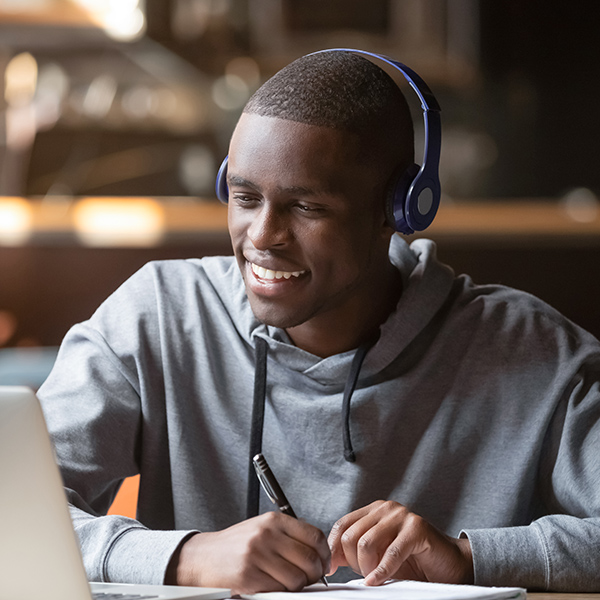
[
  {"left": 227, "top": 174, "right": 258, "bottom": 189},
  {"left": 279, "top": 184, "right": 319, "bottom": 196},
  {"left": 227, "top": 175, "right": 321, "bottom": 197}
]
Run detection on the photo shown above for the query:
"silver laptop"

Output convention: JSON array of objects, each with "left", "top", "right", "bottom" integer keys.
[{"left": 0, "top": 386, "right": 231, "bottom": 600}]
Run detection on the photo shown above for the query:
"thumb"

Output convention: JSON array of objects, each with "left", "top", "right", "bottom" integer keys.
[{"left": 327, "top": 541, "right": 349, "bottom": 576}]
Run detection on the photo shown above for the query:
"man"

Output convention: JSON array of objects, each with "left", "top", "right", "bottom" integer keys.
[{"left": 39, "top": 50, "right": 600, "bottom": 594}]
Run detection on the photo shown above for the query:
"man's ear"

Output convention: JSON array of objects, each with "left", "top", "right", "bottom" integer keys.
[
  {"left": 378, "top": 200, "right": 397, "bottom": 237},
  {"left": 377, "top": 218, "right": 398, "bottom": 251}
]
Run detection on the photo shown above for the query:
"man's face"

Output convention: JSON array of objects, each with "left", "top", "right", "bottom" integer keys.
[{"left": 227, "top": 113, "right": 392, "bottom": 331}]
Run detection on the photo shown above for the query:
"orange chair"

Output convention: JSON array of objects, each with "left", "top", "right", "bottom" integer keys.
[{"left": 107, "top": 475, "right": 140, "bottom": 519}]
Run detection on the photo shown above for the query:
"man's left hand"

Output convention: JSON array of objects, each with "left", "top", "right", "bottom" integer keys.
[{"left": 327, "top": 500, "right": 474, "bottom": 586}]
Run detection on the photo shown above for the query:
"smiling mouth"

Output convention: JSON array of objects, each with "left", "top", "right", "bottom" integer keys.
[{"left": 250, "top": 262, "right": 307, "bottom": 281}]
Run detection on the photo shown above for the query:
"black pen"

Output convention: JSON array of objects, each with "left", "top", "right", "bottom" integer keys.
[{"left": 253, "top": 453, "right": 329, "bottom": 586}]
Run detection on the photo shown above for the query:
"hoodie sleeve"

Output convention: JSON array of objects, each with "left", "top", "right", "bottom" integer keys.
[
  {"left": 38, "top": 264, "right": 199, "bottom": 584},
  {"left": 462, "top": 358, "right": 600, "bottom": 592}
]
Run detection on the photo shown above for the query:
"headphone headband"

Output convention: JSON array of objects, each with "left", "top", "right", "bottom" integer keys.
[{"left": 216, "top": 48, "right": 442, "bottom": 234}]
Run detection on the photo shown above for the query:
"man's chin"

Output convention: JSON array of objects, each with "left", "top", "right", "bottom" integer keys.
[
  {"left": 253, "top": 310, "right": 306, "bottom": 331},
  {"left": 248, "top": 298, "right": 310, "bottom": 330}
]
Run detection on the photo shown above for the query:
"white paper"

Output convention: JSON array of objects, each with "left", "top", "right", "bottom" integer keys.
[{"left": 241, "top": 579, "right": 526, "bottom": 600}]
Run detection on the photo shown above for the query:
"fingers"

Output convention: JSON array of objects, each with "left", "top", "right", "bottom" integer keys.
[
  {"left": 363, "top": 528, "right": 427, "bottom": 586},
  {"left": 249, "top": 545, "right": 315, "bottom": 593},
  {"left": 275, "top": 515, "right": 331, "bottom": 587},
  {"left": 328, "top": 503, "right": 376, "bottom": 574},
  {"left": 329, "top": 500, "right": 407, "bottom": 577},
  {"left": 171, "top": 511, "right": 330, "bottom": 594},
  {"left": 327, "top": 501, "right": 473, "bottom": 586}
]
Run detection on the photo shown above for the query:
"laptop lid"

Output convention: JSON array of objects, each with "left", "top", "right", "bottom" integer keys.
[{"left": 0, "top": 386, "right": 230, "bottom": 600}]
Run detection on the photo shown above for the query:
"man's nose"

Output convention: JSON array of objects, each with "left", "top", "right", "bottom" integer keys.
[{"left": 247, "top": 204, "right": 290, "bottom": 250}]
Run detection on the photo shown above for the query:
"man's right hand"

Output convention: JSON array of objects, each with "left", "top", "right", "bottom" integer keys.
[{"left": 165, "top": 512, "right": 330, "bottom": 595}]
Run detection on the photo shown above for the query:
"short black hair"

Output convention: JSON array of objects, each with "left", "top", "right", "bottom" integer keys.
[{"left": 243, "top": 50, "right": 414, "bottom": 168}]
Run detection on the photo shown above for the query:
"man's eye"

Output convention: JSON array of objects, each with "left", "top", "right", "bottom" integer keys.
[
  {"left": 296, "top": 203, "right": 323, "bottom": 214},
  {"left": 233, "top": 194, "right": 259, "bottom": 205}
]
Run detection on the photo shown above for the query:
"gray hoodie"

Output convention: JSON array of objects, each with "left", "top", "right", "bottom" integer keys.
[{"left": 38, "top": 236, "right": 600, "bottom": 591}]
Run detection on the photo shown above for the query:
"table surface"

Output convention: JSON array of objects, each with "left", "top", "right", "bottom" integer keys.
[{"left": 528, "top": 595, "right": 599, "bottom": 599}]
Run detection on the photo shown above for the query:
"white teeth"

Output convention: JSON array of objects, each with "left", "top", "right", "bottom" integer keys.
[{"left": 251, "top": 263, "right": 305, "bottom": 280}]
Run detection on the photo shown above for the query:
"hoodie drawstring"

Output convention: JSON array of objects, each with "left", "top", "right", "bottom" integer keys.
[
  {"left": 246, "top": 336, "right": 268, "bottom": 520},
  {"left": 341, "top": 333, "right": 379, "bottom": 463},
  {"left": 246, "top": 334, "right": 378, "bottom": 518}
]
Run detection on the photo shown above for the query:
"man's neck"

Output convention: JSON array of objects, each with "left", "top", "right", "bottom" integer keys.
[{"left": 285, "top": 263, "right": 402, "bottom": 358}]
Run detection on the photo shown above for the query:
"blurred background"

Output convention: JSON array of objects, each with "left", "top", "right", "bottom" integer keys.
[{"left": 1, "top": 0, "right": 600, "bottom": 388}]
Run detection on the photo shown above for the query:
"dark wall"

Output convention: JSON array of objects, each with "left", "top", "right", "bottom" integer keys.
[
  {"left": 0, "top": 237, "right": 232, "bottom": 347},
  {"left": 478, "top": 1, "right": 600, "bottom": 198}
]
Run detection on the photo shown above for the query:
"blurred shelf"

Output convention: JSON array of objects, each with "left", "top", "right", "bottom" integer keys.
[
  {"left": 422, "top": 199, "right": 600, "bottom": 245},
  {"left": 0, "top": 0, "right": 100, "bottom": 27},
  {"left": 0, "top": 1, "right": 127, "bottom": 51},
  {"left": 1, "top": 197, "right": 600, "bottom": 247}
]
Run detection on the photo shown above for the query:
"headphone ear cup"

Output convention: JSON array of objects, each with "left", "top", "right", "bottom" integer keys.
[
  {"left": 215, "top": 156, "right": 229, "bottom": 203},
  {"left": 385, "top": 163, "right": 420, "bottom": 234}
]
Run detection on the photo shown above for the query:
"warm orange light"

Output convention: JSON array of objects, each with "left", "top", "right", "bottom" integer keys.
[
  {"left": 72, "top": 0, "right": 146, "bottom": 41},
  {"left": 4, "top": 52, "right": 38, "bottom": 107},
  {"left": 0, "top": 197, "right": 33, "bottom": 245},
  {"left": 73, "top": 197, "right": 165, "bottom": 246}
]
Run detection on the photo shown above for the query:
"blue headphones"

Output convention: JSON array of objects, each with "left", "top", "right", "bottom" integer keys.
[{"left": 215, "top": 48, "right": 441, "bottom": 235}]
